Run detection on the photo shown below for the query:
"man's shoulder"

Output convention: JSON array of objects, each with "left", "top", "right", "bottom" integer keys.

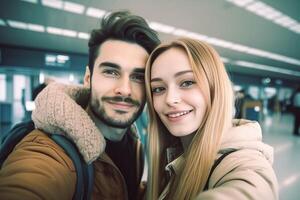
[
  {"left": 19, "top": 129, "right": 57, "bottom": 147},
  {"left": 14, "top": 129, "right": 75, "bottom": 170},
  {"left": 0, "top": 129, "right": 77, "bottom": 200}
]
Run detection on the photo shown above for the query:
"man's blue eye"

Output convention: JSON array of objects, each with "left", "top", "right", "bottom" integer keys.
[
  {"left": 131, "top": 74, "right": 145, "bottom": 83},
  {"left": 103, "top": 70, "right": 119, "bottom": 76}
]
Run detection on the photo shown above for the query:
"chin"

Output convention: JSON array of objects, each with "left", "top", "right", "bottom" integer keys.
[
  {"left": 169, "top": 131, "right": 190, "bottom": 137},
  {"left": 169, "top": 127, "right": 198, "bottom": 137}
]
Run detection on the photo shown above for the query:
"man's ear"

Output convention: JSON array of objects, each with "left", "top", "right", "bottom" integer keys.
[{"left": 84, "top": 66, "right": 91, "bottom": 87}]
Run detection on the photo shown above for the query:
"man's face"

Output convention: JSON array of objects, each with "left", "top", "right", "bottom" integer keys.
[{"left": 85, "top": 40, "right": 149, "bottom": 128}]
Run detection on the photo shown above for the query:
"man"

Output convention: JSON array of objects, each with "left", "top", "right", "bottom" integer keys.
[{"left": 0, "top": 11, "right": 160, "bottom": 199}]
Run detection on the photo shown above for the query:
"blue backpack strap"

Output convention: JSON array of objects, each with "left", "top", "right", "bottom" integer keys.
[
  {"left": 0, "top": 121, "right": 35, "bottom": 167},
  {"left": 51, "top": 134, "right": 94, "bottom": 200},
  {"left": 0, "top": 121, "right": 93, "bottom": 199},
  {"left": 204, "top": 148, "right": 237, "bottom": 191},
  {"left": 83, "top": 163, "right": 94, "bottom": 200}
]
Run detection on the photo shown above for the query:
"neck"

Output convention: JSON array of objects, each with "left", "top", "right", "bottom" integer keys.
[
  {"left": 86, "top": 105, "right": 128, "bottom": 142},
  {"left": 180, "top": 133, "right": 195, "bottom": 153}
]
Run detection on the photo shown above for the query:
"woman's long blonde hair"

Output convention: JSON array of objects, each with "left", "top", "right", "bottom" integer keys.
[{"left": 145, "top": 38, "right": 234, "bottom": 200}]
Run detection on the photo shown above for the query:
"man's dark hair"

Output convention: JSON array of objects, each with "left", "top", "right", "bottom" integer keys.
[{"left": 88, "top": 11, "right": 160, "bottom": 75}]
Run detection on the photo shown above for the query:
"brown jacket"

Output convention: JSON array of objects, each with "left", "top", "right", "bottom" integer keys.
[
  {"left": 0, "top": 82, "right": 145, "bottom": 199},
  {"left": 0, "top": 128, "right": 144, "bottom": 200}
]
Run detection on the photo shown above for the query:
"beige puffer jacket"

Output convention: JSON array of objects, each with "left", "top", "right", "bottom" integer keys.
[{"left": 160, "top": 120, "right": 278, "bottom": 200}]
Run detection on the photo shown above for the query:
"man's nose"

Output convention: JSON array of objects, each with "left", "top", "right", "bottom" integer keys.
[{"left": 114, "top": 76, "right": 132, "bottom": 97}]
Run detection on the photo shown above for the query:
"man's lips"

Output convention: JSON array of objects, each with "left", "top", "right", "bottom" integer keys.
[{"left": 107, "top": 101, "right": 135, "bottom": 109}]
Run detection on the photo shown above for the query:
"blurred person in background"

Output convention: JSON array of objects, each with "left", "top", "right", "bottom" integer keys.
[{"left": 292, "top": 86, "right": 300, "bottom": 136}]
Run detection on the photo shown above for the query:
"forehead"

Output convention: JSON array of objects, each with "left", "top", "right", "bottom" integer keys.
[
  {"left": 95, "top": 40, "right": 149, "bottom": 70},
  {"left": 151, "top": 47, "right": 192, "bottom": 77}
]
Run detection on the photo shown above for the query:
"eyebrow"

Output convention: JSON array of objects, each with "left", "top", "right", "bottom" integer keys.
[
  {"left": 175, "top": 70, "right": 193, "bottom": 77},
  {"left": 150, "top": 70, "right": 193, "bottom": 82},
  {"left": 133, "top": 68, "right": 145, "bottom": 74},
  {"left": 99, "top": 62, "right": 120, "bottom": 69}
]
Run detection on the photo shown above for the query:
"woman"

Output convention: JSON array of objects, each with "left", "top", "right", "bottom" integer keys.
[{"left": 144, "top": 38, "right": 278, "bottom": 199}]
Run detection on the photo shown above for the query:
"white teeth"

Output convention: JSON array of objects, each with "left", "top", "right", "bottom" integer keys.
[{"left": 168, "top": 110, "right": 190, "bottom": 118}]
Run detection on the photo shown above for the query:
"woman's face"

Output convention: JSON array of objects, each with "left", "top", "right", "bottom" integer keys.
[{"left": 150, "top": 47, "right": 207, "bottom": 137}]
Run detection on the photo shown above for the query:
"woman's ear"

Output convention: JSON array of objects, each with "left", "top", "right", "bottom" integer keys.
[{"left": 84, "top": 66, "right": 91, "bottom": 87}]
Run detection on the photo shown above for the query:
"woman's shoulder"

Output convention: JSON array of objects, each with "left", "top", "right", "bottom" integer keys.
[{"left": 202, "top": 147, "right": 278, "bottom": 200}]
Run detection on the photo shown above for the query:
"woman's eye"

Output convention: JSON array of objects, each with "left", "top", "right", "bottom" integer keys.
[
  {"left": 181, "top": 80, "right": 195, "bottom": 88},
  {"left": 151, "top": 87, "right": 165, "bottom": 94}
]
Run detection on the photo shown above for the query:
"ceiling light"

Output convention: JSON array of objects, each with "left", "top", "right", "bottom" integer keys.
[
  {"left": 221, "top": 57, "right": 230, "bottom": 63},
  {"left": 246, "top": 2, "right": 266, "bottom": 12},
  {"left": 234, "top": 61, "right": 300, "bottom": 76},
  {"left": 47, "top": 26, "right": 63, "bottom": 35},
  {"left": 0, "top": 19, "right": 6, "bottom": 26},
  {"left": 57, "top": 55, "right": 69, "bottom": 64},
  {"left": 280, "top": 57, "right": 300, "bottom": 66},
  {"left": 86, "top": 7, "right": 106, "bottom": 18},
  {"left": 149, "top": 22, "right": 175, "bottom": 34},
  {"left": 274, "top": 16, "right": 297, "bottom": 27},
  {"left": 78, "top": 32, "right": 90, "bottom": 40},
  {"left": 62, "top": 29, "right": 77, "bottom": 37},
  {"left": 167, "top": 21, "right": 300, "bottom": 65},
  {"left": 246, "top": 48, "right": 269, "bottom": 57},
  {"left": 289, "top": 24, "right": 300, "bottom": 33},
  {"left": 41, "top": 0, "right": 63, "bottom": 9},
  {"left": 7, "top": 20, "right": 27, "bottom": 30},
  {"left": 20, "top": 0, "right": 38, "bottom": 4},
  {"left": 172, "top": 29, "right": 189, "bottom": 36},
  {"left": 27, "top": 23, "right": 45, "bottom": 32},
  {"left": 230, "top": 0, "right": 255, "bottom": 7},
  {"left": 230, "top": 44, "right": 250, "bottom": 52},
  {"left": 206, "top": 37, "right": 234, "bottom": 48},
  {"left": 46, "top": 55, "right": 56, "bottom": 63},
  {"left": 253, "top": 5, "right": 274, "bottom": 17},
  {"left": 47, "top": 26, "right": 82, "bottom": 38},
  {"left": 264, "top": 10, "right": 282, "bottom": 20},
  {"left": 63, "top": 1, "right": 85, "bottom": 14},
  {"left": 186, "top": 32, "right": 208, "bottom": 41},
  {"left": 227, "top": 0, "right": 298, "bottom": 35},
  {"left": 57, "top": 55, "right": 69, "bottom": 61}
]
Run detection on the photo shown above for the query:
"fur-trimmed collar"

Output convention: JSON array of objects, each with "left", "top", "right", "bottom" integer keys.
[{"left": 32, "top": 82, "right": 139, "bottom": 164}]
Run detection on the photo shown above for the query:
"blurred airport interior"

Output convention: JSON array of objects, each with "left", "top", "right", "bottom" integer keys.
[{"left": 0, "top": 0, "right": 300, "bottom": 199}]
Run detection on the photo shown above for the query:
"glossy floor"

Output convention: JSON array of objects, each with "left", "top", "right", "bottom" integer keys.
[{"left": 262, "top": 113, "right": 300, "bottom": 200}]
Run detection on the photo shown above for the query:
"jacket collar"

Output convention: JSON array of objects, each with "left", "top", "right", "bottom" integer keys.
[
  {"left": 164, "top": 119, "right": 273, "bottom": 175},
  {"left": 32, "top": 82, "right": 140, "bottom": 164}
]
